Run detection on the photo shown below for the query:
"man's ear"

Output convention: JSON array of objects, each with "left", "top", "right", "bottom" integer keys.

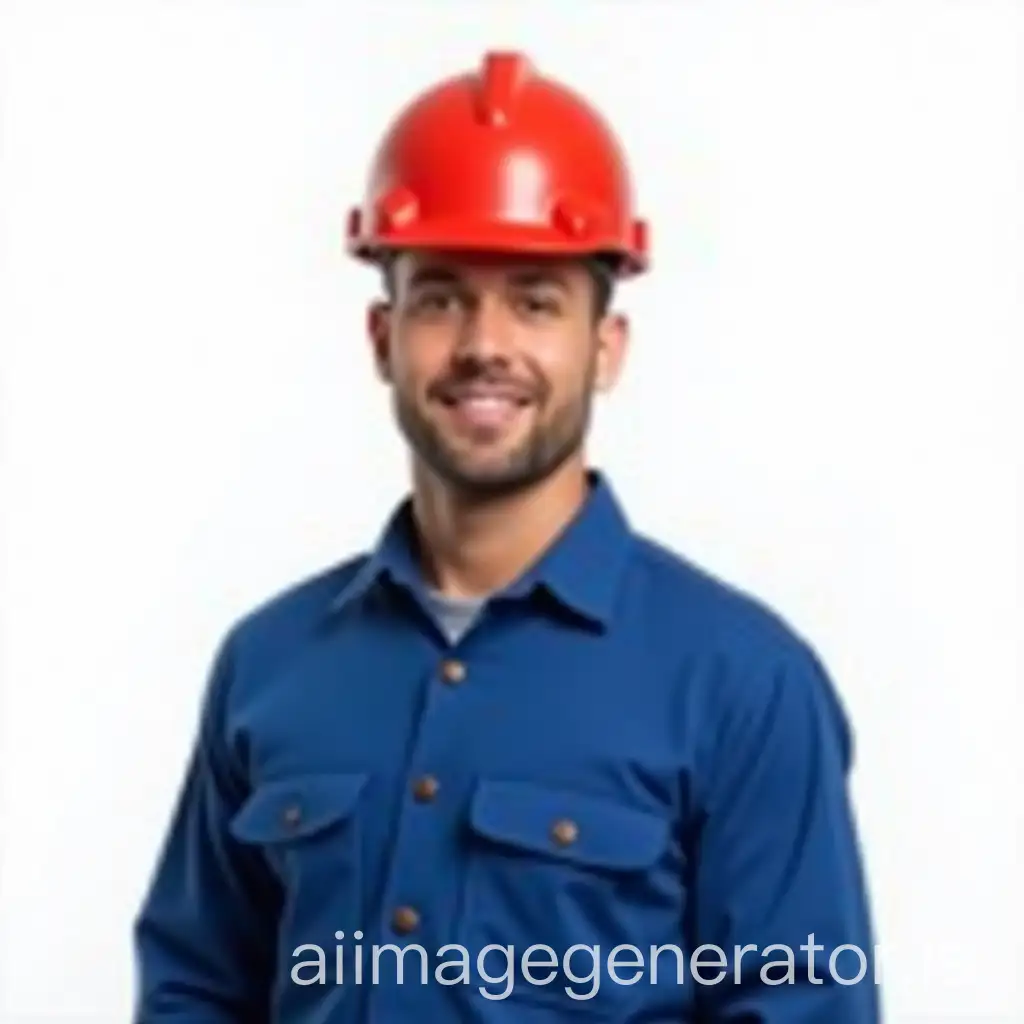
[
  {"left": 367, "top": 301, "right": 392, "bottom": 382},
  {"left": 593, "top": 311, "right": 630, "bottom": 393}
]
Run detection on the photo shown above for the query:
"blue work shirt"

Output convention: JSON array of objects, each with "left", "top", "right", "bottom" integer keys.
[{"left": 133, "top": 472, "right": 880, "bottom": 1023}]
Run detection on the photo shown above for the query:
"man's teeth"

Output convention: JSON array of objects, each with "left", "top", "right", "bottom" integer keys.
[
  {"left": 459, "top": 396, "right": 515, "bottom": 409},
  {"left": 448, "top": 393, "right": 526, "bottom": 426}
]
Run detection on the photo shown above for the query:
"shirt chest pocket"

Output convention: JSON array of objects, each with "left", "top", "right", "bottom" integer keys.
[
  {"left": 458, "top": 779, "right": 677, "bottom": 1005},
  {"left": 229, "top": 771, "right": 369, "bottom": 938}
]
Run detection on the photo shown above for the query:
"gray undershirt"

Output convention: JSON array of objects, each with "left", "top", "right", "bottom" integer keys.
[{"left": 423, "top": 589, "right": 487, "bottom": 646}]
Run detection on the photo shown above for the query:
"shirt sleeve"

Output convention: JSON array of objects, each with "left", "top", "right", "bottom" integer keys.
[
  {"left": 132, "top": 630, "right": 280, "bottom": 1023},
  {"left": 689, "top": 642, "right": 881, "bottom": 1022}
]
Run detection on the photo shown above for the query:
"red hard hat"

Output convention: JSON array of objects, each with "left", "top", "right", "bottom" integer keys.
[{"left": 345, "top": 51, "right": 649, "bottom": 277}]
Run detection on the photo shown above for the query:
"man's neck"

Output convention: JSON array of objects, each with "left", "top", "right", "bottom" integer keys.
[{"left": 411, "top": 460, "right": 590, "bottom": 598}]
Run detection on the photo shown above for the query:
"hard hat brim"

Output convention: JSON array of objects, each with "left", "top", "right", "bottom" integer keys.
[{"left": 346, "top": 216, "right": 648, "bottom": 279}]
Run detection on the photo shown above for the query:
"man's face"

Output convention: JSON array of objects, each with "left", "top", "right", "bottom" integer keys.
[{"left": 368, "top": 251, "right": 628, "bottom": 498}]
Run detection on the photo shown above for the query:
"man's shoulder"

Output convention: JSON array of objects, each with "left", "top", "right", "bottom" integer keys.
[
  {"left": 222, "top": 553, "right": 371, "bottom": 658},
  {"left": 629, "top": 533, "right": 851, "bottom": 746},
  {"left": 629, "top": 532, "right": 820, "bottom": 669}
]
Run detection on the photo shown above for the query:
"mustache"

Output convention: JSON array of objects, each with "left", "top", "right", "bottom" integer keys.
[{"left": 427, "top": 361, "right": 547, "bottom": 402}]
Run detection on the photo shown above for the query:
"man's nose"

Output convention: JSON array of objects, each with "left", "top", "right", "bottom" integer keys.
[{"left": 455, "top": 294, "right": 514, "bottom": 360}]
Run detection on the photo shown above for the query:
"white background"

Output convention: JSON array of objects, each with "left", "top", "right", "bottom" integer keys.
[{"left": 1, "top": 1, "right": 1020, "bottom": 1020}]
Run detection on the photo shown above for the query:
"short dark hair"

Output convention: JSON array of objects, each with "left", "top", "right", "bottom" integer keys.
[
  {"left": 583, "top": 255, "right": 617, "bottom": 319},
  {"left": 380, "top": 253, "right": 618, "bottom": 321}
]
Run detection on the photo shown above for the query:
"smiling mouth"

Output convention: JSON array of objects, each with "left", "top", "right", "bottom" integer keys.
[{"left": 437, "top": 388, "right": 534, "bottom": 431}]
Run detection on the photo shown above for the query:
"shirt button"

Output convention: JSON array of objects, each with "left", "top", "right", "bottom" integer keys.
[
  {"left": 391, "top": 905, "right": 420, "bottom": 934},
  {"left": 440, "top": 659, "right": 466, "bottom": 684},
  {"left": 412, "top": 775, "right": 440, "bottom": 802},
  {"left": 551, "top": 818, "right": 579, "bottom": 847},
  {"left": 282, "top": 804, "right": 302, "bottom": 828}
]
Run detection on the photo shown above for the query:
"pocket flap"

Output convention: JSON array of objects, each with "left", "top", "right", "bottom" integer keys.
[
  {"left": 230, "top": 772, "right": 369, "bottom": 844},
  {"left": 468, "top": 779, "right": 669, "bottom": 871}
]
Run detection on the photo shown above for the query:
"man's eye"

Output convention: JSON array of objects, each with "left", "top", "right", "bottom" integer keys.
[
  {"left": 413, "top": 292, "right": 460, "bottom": 313},
  {"left": 517, "top": 293, "right": 560, "bottom": 315}
]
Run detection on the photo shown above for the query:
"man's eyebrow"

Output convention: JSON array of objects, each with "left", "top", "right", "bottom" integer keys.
[
  {"left": 507, "top": 267, "right": 571, "bottom": 290},
  {"left": 404, "top": 264, "right": 571, "bottom": 290},
  {"left": 407, "top": 266, "right": 462, "bottom": 288}
]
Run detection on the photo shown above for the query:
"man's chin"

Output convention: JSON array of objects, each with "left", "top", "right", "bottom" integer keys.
[
  {"left": 428, "top": 453, "right": 538, "bottom": 497},
  {"left": 442, "top": 462, "right": 524, "bottom": 493}
]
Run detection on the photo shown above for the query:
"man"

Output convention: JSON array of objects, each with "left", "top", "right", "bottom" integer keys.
[{"left": 133, "top": 51, "right": 879, "bottom": 1023}]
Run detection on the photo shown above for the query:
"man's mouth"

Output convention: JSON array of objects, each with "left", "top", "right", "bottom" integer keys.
[{"left": 437, "top": 385, "right": 534, "bottom": 432}]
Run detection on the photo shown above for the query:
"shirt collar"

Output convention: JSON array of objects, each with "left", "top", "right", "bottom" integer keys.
[{"left": 328, "top": 471, "right": 634, "bottom": 629}]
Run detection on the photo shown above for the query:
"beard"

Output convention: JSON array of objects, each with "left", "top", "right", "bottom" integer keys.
[{"left": 393, "top": 372, "right": 595, "bottom": 500}]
